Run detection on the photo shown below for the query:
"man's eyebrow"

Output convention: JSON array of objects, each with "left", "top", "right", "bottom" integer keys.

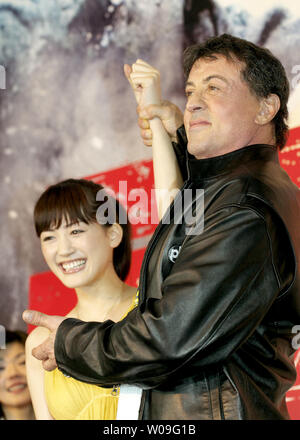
[
  {"left": 185, "top": 80, "right": 194, "bottom": 88},
  {"left": 203, "top": 74, "right": 229, "bottom": 84},
  {"left": 185, "top": 75, "right": 229, "bottom": 87}
]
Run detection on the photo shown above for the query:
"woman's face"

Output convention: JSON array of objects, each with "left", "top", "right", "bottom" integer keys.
[
  {"left": 0, "top": 341, "right": 31, "bottom": 408},
  {"left": 40, "top": 220, "right": 116, "bottom": 289}
]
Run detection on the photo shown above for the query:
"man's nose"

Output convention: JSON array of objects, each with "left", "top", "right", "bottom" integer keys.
[
  {"left": 186, "top": 94, "right": 206, "bottom": 113},
  {"left": 186, "top": 102, "right": 203, "bottom": 113}
]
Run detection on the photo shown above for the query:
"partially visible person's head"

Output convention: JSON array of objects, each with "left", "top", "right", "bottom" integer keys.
[
  {"left": 34, "top": 179, "right": 132, "bottom": 288},
  {"left": 183, "top": 34, "right": 289, "bottom": 158},
  {"left": 0, "top": 330, "right": 31, "bottom": 419}
]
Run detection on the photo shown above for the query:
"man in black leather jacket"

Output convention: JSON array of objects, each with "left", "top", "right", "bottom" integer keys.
[{"left": 24, "top": 34, "right": 300, "bottom": 419}]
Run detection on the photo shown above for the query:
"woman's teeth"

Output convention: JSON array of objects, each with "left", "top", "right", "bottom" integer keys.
[
  {"left": 61, "top": 259, "right": 86, "bottom": 272},
  {"left": 8, "top": 384, "right": 27, "bottom": 392}
]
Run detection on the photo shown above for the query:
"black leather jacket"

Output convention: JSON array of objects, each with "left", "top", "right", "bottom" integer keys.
[{"left": 55, "top": 131, "right": 300, "bottom": 419}]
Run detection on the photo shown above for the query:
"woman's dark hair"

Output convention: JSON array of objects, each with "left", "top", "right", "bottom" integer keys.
[
  {"left": 5, "top": 330, "right": 27, "bottom": 345},
  {"left": 0, "top": 330, "right": 27, "bottom": 418},
  {"left": 183, "top": 33, "right": 289, "bottom": 150},
  {"left": 34, "top": 179, "right": 131, "bottom": 281}
]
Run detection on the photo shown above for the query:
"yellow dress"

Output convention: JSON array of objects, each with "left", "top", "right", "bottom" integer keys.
[{"left": 44, "top": 293, "right": 138, "bottom": 420}]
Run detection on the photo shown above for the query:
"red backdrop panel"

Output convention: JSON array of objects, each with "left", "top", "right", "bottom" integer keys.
[
  {"left": 279, "top": 126, "right": 300, "bottom": 186},
  {"left": 280, "top": 126, "right": 300, "bottom": 418}
]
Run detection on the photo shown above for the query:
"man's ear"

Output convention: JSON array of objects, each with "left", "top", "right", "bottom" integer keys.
[
  {"left": 107, "top": 223, "right": 123, "bottom": 248},
  {"left": 255, "top": 94, "right": 280, "bottom": 125}
]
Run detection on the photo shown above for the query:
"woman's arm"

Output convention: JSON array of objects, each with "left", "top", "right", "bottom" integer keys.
[
  {"left": 25, "top": 327, "right": 54, "bottom": 420},
  {"left": 125, "top": 60, "right": 183, "bottom": 220}
]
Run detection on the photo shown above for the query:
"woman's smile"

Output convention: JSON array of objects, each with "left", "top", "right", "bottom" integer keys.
[
  {"left": 58, "top": 258, "right": 87, "bottom": 274},
  {"left": 6, "top": 381, "right": 28, "bottom": 395}
]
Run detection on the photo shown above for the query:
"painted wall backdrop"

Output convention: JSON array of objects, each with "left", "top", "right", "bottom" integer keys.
[{"left": 0, "top": 0, "right": 299, "bottom": 416}]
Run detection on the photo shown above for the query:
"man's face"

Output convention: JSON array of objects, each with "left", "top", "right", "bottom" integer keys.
[{"left": 183, "top": 55, "right": 262, "bottom": 159}]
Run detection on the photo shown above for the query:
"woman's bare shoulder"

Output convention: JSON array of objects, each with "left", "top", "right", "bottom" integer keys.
[{"left": 26, "top": 325, "right": 50, "bottom": 349}]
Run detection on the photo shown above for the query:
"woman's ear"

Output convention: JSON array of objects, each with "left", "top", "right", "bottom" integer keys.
[
  {"left": 255, "top": 93, "right": 280, "bottom": 125},
  {"left": 107, "top": 223, "right": 123, "bottom": 248}
]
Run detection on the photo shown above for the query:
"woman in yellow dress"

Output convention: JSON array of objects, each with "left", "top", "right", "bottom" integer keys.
[{"left": 25, "top": 60, "right": 183, "bottom": 420}]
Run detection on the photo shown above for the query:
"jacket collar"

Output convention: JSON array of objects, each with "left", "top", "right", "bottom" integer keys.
[{"left": 186, "top": 143, "right": 279, "bottom": 182}]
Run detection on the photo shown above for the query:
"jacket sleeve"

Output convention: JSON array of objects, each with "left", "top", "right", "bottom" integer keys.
[{"left": 55, "top": 205, "right": 283, "bottom": 388}]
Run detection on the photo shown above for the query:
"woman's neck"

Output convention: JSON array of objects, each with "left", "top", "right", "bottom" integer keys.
[
  {"left": 2, "top": 403, "right": 35, "bottom": 420},
  {"left": 73, "top": 268, "right": 135, "bottom": 322}
]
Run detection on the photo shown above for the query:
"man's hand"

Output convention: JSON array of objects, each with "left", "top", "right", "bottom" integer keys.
[
  {"left": 22, "top": 310, "right": 67, "bottom": 371},
  {"left": 124, "top": 62, "right": 184, "bottom": 146},
  {"left": 137, "top": 101, "right": 184, "bottom": 146}
]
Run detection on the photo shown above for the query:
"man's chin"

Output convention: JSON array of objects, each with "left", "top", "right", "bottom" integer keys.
[{"left": 187, "top": 141, "right": 205, "bottom": 159}]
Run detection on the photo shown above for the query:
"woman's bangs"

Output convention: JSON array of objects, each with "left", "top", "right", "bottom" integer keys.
[{"left": 35, "top": 184, "right": 95, "bottom": 236}]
